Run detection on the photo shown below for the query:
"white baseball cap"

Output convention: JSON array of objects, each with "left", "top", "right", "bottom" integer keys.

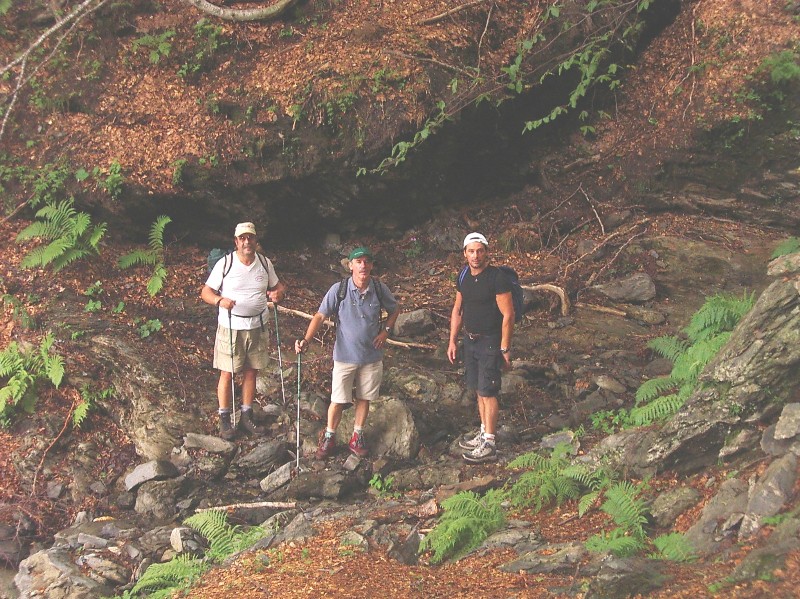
[
  {"left": 234, "top": 222, "right": 257, "bottom": 237},
  {"left": 463, "top": 232, "right": 488, "bottom": 248}
]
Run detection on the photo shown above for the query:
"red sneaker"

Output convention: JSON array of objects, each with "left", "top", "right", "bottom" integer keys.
[
  {"left": 348, "top": 431, "right": 368, "bottom": 457},
  {"left": 315, "top": 434, "right": 336, "bottom": 459}
]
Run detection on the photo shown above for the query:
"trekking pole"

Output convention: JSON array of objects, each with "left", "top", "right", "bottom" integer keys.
[
  {"left": 273, "top": 304, "right": 287, "bottom": 406},
  {"left": 296, "top": 351, "right": 301, "bottom": 470},
  {"left": 228, "top": 309, "right": 236, "bottom": 428}
]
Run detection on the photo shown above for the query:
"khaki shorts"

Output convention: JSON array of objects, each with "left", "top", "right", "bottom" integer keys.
[
  {"left": 213, "top": 324, "right": 269, "bottom": 372},
  {"left": 331, "top": 360, "right": 383, "bottom": 404}
]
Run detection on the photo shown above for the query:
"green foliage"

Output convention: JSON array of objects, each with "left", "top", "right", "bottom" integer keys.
[
  {"left": 758, "top": 50, "right": 800, "bottom": 86},
  {"left": 130, "top": 30, "right": 175, "bottom": 65},
  {"left": 128, "top": 554, "right": 205, "bottom": 597},
  {"left": 183, "top": 510, "right": 266, "bottom": 562},
  {"left": 505, "top": 443, "right": 611, "bottom": 514},
  {"left": 178, "top": 19, "right": 228, "bottom": 80},
  {"left": 74, "top": 384, "right": 112, "bottom": 429},
  {"left": 172, "top": 158, "right": 188, "bottom": 186},
  {"left": 585, "top": 527, "right": 645, "bottom": 557},
  {"left": 0, "top": 0, "right": 11, "bottom": 17},
  {"left": 368, "top": 473, "right": 397, "bottom": 497},
  {"left": 92, "top": 161, "right": 124, "bottom": 200},
  {"left": 0, "top": 334, "right": 64, "bottom": 426},
  {"left": 16, "top": 198, "right": 107, "bottom": 272},
  {"left": 137, "top": 319, "right": 162, "bottom": 339},
  {"left": 418, "top": 489, "right": 506, "bottom": 564},
  {"left": 650, "top": 532, "right": 696, "bottom": 562},
  {"left": 585, "top": 480, "right": 650, "bottom": 557},
  {"left": 602, "top": 292, "right": 755, "bottom": 431},
  {"left": 772, "top": 237, "right": 800, "bottom": 258},
  {"left": 118, "top": 215, "right": 172, "bottom": 296}
]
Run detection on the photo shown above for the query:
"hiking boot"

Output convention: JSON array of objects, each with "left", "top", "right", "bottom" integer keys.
[
  {"left": 218, "top": 412, "right": 236, "bottom": 441},
  {"left": 348, "top": 431, "right": 368, "bottom": 458},
  {"left": 315, "top": 434, "right": 336, "bottom": 460},
  {"left": 462, "top": 439, "right": 497, "bottom": 464},
  {"left": 458, "top": 430, "right": 483, "bottom": 450},
  {"left": 238, "top": 409, "right": 265, "bottom": 436}
]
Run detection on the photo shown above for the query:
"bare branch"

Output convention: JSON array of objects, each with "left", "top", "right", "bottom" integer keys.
[{"left": 418, "top": 0, "right": 492, "bottom": 26}]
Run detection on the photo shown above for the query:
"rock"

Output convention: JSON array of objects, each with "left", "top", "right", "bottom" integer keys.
[
  {"left": 593, "top": 272, "right": 656, "bottom": 303},
  {"left": 393, "top": 309, "right": 435, "bottom": 337},
  {"left": 499, "top": 541, "right": 585, "bottom": 574},
  {"left": 15, "top": 547, "right": 112, "bottom": 599},
  {"left": 585, "top": 556, "right": 668, "bottom": 598},
  {"left": 650, "top": 486, "right": 701, "bottom": 528},
  {"left": 124, "top": 460, "right": 180, "bottom": 492},
  {"left": 338, "top": 397, "right": 420, "bottom": 460},
  {"left": 134, "top": 476, "right": 192, "bottom": 520},
  {"left": 183, "top": 433, "right": 237, "bottom": 454},
  {"left": 774, "top": 403, "right": 800, "bottom": 440},
  {"left": 624, "top": 305, "right": 666, "bottom": 325},
  {"left": 595, "top": 375, "right": 627, "bottom": 394},
  {"left": 259, "top": 462, "right": 293, "bottom": 494},
  {"left": 740, "top": 453, "right": 798, "bottom": 539},
  {"left": 234, "top": 441, "right": 288, "bottom": 478},
  {"left": 685, "top": 478, "right": 748, "bottom": 555}
]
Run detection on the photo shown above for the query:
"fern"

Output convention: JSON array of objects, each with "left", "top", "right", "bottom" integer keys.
[
  {"left": 586, "top": 527, "right": 645, "bottom": 557},
  {"left": 635, "top": 376, "right": 678, "bottom": 404},
  {"left": 772, "top": 237, "right": 800, "bottom": 258},
  {"left": 684, "top": 292, "right": 754, "bottom": 342},
  {"left": 183, "top": 509, "right": 265, "bottom": 562},
  {"left": 0, "top": 334, "right": 64, "bottom": 426},
  {"left": 130, "top": 554, "right": 205, "bottom": 595},
  {"left": 16, "top": 198, "right": 106, "bottom": 271},
  {"left": 419, "top": 489, "right": 506, "bottom": 564},
  {"left": 647, "top": 335, "right": 688, "bottom": 362},
  {"left": 118, "top": 215, "right": 172, "bottom": 297},
  {"left": 650, "top": 532, "right": 696, "bottom": 562},
  {"left": 628, "top": 393, "right": 685, "bottom": 426},
  {"left": 601, "top": 481, "right": 649, "bottom": 540}
]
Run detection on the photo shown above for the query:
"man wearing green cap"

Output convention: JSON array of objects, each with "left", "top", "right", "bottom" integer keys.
[{"left": 295, "top": 246, "right": 400, "bottom": 459}]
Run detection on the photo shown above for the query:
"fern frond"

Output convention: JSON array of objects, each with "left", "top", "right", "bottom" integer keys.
[
  {"left": 118, "top": 249, "right": 158, "bottom": 269},
  {"left": 601, "top": 481, "right": 648, "bottom": 539},
  {"left": 147, "top": 263, "right": 167, "bottom": 297},
  {"left": 650, "top": 532, "right": 696, "bottom": 562},
  {"left": 148, "top": 215, "right": 172, "bottom": 251},
  {"left": 684, "top": 293, "right": 753, "bottom": 341},
  {"left": 671, "top": 333, "right": 730, "bottom": 382},
  {"left": 507, "top": 450, "right": 549, "bottom": 470},
  {"left": 578, "top": 490, "right": 601, "bottom": 517},
  {"left": 586, "top": 527, "right": 644, "bottom": 557},
  {"left": 647, "top": 335, "right": 688, "bottom": 362},
  {"left": 628, "top": 394, "right": 685, "bottom": 426},
  {"left": 635, "top": 376, "right": 678, "bottom": 404},
  {"left": 130, "top": 554, "right": 205, "bottom": 594},
  {"left": 419, "top": 489, "right": 505, "bottom": 563}
]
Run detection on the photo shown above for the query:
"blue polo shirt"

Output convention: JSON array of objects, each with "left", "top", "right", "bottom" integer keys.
[{"left": 318, "top": 278, "right": 398, "bottom": 364}]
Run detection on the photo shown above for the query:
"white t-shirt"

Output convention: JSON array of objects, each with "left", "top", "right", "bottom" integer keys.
[{"left": 205, "top": 252, "right": 279, "bottom": 330}]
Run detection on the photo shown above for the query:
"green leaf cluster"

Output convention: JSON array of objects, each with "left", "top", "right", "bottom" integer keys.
[
  {"left": 0, "top": 334, "right": 64, "bottom": 427},
  {"left": 16, "top": 198, "right": 106, "bottom": 272},
  {"left": 772, "top": 236, "right": 800, "bottom": 258},
  {"left": 118, "top": 215, "right": 172, "bottom": 296},
  {"left": 505, "top": 443, "right": 612, "bottom": 514},
  {"left": 183, "top": 510, "right": 266, "bottom": 563},
  {"left": 418, "top": 489, "right": 506, "bottom": 564},
  {"left": 595, "top": 292, "right": 754, "bottom": 431}
]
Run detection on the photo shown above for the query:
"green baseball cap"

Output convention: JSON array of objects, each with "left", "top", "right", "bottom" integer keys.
[{"left": 348, "top": 246, "right": 373, "bottom": 260}]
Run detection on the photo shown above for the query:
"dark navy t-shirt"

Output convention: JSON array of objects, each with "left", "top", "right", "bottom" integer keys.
[{"left": 457, "top": 265, "right": 512, "bottom": 336}]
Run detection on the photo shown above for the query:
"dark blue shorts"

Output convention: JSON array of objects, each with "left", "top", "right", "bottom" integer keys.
[{"left": 463, "top": 334, "right": 502, "bottom": 397}]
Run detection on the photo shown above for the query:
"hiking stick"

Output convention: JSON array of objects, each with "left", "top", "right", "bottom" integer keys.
[
  {"left": 273, "top": 304, "right": 287, "bottom": 406},
  {"left": 228, "top": 309, "right": 236, "bottom": 427},
  {"left": 296, "top": 352, "right": 301, "bottom": 470}
]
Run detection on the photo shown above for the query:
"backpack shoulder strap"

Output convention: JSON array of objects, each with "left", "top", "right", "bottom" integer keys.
[
  {"left": 334, "top": 278, "right": 349, "bottom": 327},
  {"left": 458, "top": 265, "right": 469, "bottom": 288}
]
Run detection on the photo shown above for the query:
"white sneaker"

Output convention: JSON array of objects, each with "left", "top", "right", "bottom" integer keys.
[
  {"left": 458, "top": 430, "right": 483, "bottom": 450},
  {"left": 462, "top": 440, "right": 497, "bottom": 463}
]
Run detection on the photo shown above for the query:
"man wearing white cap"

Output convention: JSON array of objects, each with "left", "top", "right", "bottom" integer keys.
[
  {"left": 447, "top": 232, "right": 514, "bottom": 463},
  {"left": 201, "top": 222, "right": 286, "bottom": 439}
]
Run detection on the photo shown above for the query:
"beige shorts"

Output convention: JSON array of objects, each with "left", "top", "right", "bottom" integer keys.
[
  {"left": 213, "top": 325, "right": 269, "bottom": 372},
  {"left": 331, "top": 360, "right": 383, "bottom": 404}
]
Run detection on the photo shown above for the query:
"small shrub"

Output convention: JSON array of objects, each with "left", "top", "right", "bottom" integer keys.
[{"left": 0, "top": 334, "right": 64, "bottom": 426}]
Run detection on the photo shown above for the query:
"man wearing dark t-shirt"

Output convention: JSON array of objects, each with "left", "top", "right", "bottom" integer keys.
[{"left": 447, "top": 232, "right": 514, "bottom": 463}]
